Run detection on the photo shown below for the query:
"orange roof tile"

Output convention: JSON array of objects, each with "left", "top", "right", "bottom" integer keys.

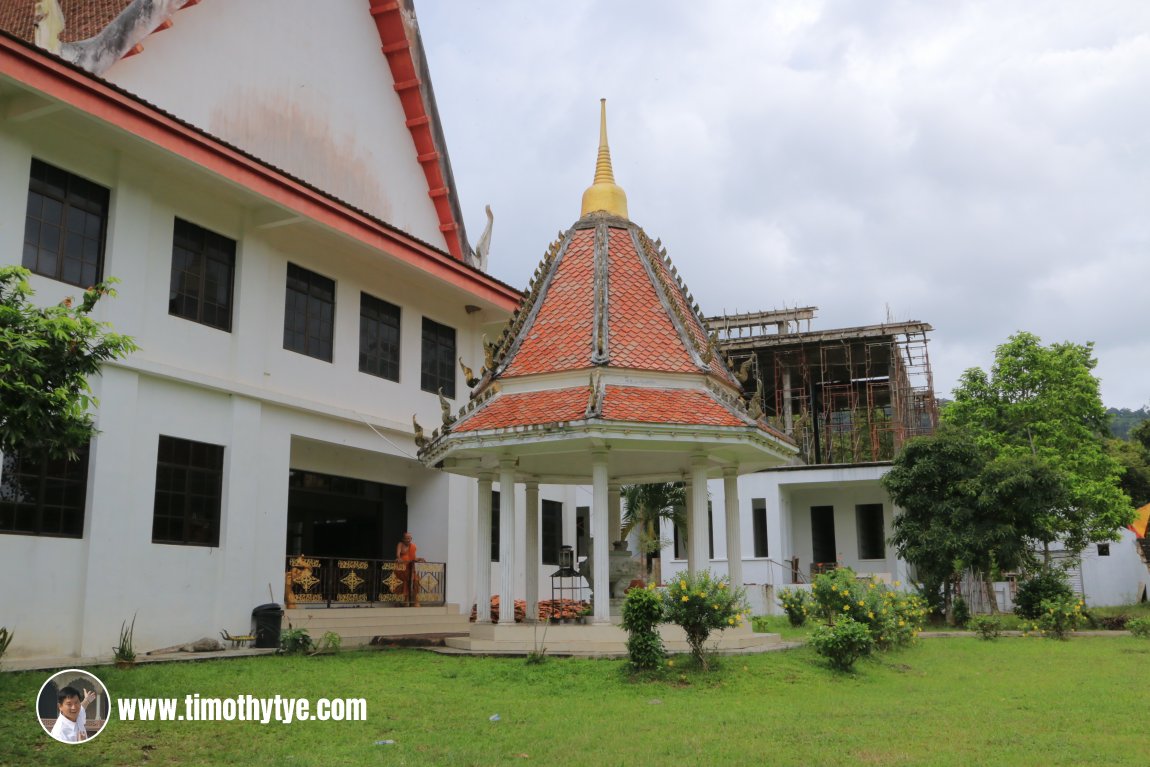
[
  {"left": 0, "top": 1, "right": 132, "bottom": 43},
  {"left": 453, "top": 387, "right": 589, "bottom": 433},
  {"left": 501, "top": 228, "right": 597, "bottom": 377},
  {"left": 605, "top": 227, "right": 698, "bottom": 373},
  {"left": 600, "top": 386, "right": 746, "bottom": 427}
]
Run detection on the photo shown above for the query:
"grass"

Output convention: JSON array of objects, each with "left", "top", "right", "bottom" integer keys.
[{"left": 4, "top": 636, "right": 1149, "bottom": 766}]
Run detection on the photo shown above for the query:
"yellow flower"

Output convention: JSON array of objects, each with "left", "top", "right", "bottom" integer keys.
[
  {"left": 843, "top": 605, "right": 851, "bottom": 611},
  {"left": 893, "top": 581, "right": 901, "bottom": 587},
  {"left": 719, "top": 583, "right": 727, "bottom": 590},
  {"left": 898, "top": 620, "right": 905, "bottom": 627},
  {"left": 679, "top": 581, "right": 687, "bottom": 590},
  {"left": 713, "top": 604, "right": 720, "bottom": 610},
  {"left": 667, "top": 659, "right": 674, "bottom": 667},
  {"left": 728, "top": 617, "right": 735, "bottom": 625},
  {"left": 681, "top": 595, "right": 689, "bottom": 602},
  {"left": 858, "top": 600, "right": 865, "bottom": 607},
  {"left": 868, "top": 612, "right": 875, "bottom": 619},
  {"left": 831, "top": 585, "right": 838, "bottom": 592},
  {"left": 868, "top": 583, "right": 876, "bottom": 590}
]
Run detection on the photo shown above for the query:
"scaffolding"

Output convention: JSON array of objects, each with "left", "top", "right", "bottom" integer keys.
[{"left": 709, "top": 308, "right": 938, "bottom": 465}]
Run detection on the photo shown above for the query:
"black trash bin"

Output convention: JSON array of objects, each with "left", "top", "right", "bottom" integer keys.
[{"left": 252, "top": 603, "right": 284, "bottom": 648}]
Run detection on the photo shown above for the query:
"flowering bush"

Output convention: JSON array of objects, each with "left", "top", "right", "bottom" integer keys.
[
  {"left": 811, "top": 568, "right": 860, "bottom": 621},
  {"left": 1128, "top": 617, "right": 1150, "bottom": 639},
  {"left": 811, "top": 569, "right": 925, "bottom": 649},
  {"left": 663, "top": 570, "right": 748, "bottom": 669},
  {"left": 809, "top": 617, "right": 874, "bottom": 671},
  {"left": 621, "top": 585, "right": 665, "bottom": 670},
  {"left": 1037, "top": 595, "right": 1084, "bottom": 640},
  {"left": 777, "top": 588, "right": 811, "bottom": 627}
]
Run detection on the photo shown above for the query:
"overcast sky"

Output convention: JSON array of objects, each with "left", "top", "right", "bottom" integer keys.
[{"left": 416, "top": 1, "right": 1149, "bottom": 411}]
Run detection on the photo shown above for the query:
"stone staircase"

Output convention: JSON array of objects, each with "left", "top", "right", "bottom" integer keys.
[{"left": 283, "top": 604, "right": 470, "bottom": 647}]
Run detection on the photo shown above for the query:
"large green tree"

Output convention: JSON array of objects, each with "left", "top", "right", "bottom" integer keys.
[
  {"left": 882, "top": 426, "right": 1061, "bottom": 616},
  {"left": 0, "top": 266, "right": 136, "bottom": 459},
  {"left": 945, "top": 332, "right": 1133, "bottom": 556}
]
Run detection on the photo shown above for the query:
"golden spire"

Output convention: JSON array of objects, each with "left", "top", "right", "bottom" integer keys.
[{"left": 580, "top": 99, "right": 629, "bottom": 219}]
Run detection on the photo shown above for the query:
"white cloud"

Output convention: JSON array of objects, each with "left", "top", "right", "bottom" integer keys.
[{"left": 419, "top": 0, "right": 1150, "bottom": 409}]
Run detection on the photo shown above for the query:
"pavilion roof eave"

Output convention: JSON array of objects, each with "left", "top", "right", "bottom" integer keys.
[{"left": 419, "top": 420, "right": 798, "bottom": 483}]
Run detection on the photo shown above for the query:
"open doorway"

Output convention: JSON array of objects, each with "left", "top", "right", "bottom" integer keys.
[{"left": 286, "top": 470, "right": 407, "bottom": 560}]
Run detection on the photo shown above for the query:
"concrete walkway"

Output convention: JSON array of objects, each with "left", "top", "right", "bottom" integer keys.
[{"left": 2, "top": 647, "right": 278, "bottom": 673}]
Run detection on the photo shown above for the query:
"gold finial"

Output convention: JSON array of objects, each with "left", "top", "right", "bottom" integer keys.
[{"left": 580, "top": 99, "right": 629, "bottom": 219}]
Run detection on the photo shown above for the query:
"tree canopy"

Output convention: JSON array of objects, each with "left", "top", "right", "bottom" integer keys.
[
  {"left": 0, "top": 266, "right": 136, "bottom": 459},
  {"left": 944, "top": 332, "right": 1132, "bottom": 554}
]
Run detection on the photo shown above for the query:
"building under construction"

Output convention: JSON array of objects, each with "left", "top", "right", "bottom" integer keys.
[{"left": 708, "top": 307, "right": 939, "bottom": 465}]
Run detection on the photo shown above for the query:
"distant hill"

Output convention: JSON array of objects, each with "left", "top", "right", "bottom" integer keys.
[{"left": 1109, "top": 407, "right": 1150, "bottom": 440}]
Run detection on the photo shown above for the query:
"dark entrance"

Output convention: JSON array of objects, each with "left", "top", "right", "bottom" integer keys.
[
  {"left": 810, "top": 505, "right": 837, "bottom": 565},
  {"left": 286, "top": 470, "right": 407, "bottom": 560}
]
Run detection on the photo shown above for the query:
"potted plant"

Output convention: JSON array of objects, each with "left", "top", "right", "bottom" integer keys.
[
  {"left": 113, "top": 615, "right": 137, "bottom": 669},
  {"left": 578, "top": 604, "right": 593, "bottom": 624}
]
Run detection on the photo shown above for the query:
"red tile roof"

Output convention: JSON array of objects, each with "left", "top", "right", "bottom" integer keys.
[
  {"left": 454, "top": 387, "right": 589, "bottom": 433},
  {"left": 0, "top": 1, "right": 131, "bottom": 43},
  {"left": 605, "top": 227, "right": 698, "bottom": 373},
  {"left": 501, "top": 227, "right": 596, "bottom": 376},
  {"left": 600, "top": 386, "right": 745, "bottom": 427}
]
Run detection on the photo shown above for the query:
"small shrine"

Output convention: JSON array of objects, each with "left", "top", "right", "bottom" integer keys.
[{"left": 418, "top": 101, "right": 797, "bottom": 650}]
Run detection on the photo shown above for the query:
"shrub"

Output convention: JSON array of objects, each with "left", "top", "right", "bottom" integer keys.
[
  {"left": 811, "top": 568, "right": 861, "bottom": 621},
  {"left": 621, "top": 585, "right": 665, "bottom": 670},
  {"left": 1037, "top": 596, "right": 1083, "bottom": 640},
  {"left": 280, "top": 626, "right": 313, "bottom": 654},
  {"left": 777, "top": 588, "right": 812, "bottom": 627},
  {"left": 663, "top": 570, "right": 748, "bottom": 670},
  {"left": 114, "top": 615, "right": 137, "bottom": 664},
  {"left": 1014, "top": 568, "right": 1074, "bottom": 620},
  {"left": 312, "top": 631, "right": 341, "bottom": 655},
  {"left": 1088, "top": 613, "right": 1129, "bottom": 631},
  {"left": 1127, "top": 617, "right": 1150, "bottom": 639},
  {"left": 970, "top": 615, "right": 1002, "bottom": 640},
  {"left": 810, "top": 617, "right": 874, "bottom": 671},
  {"left": 952, "top": 596, "right": 970, "bottom": 628}
]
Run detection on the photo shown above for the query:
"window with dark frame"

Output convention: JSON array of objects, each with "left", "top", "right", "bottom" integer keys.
[
  {"left": 420, "top": 317, "right": 456, "bottom": 398},
  {"left": 541, "top": 499, "right": 563, "bottom": 566},
  {"left": 151, "top": 436, "right": 225, "bottom": 547},
  {"left": 856, "top": 503, "right": 885, "bottom": 560},
  {"left": 168, "top": 218, "right": 236, "bottom": 331},
  {"left": 673, "top": 505, "right": 713, "bottom": 560},
  {"left": 359, "top": 293, "right": 400, "bottom": 381},
  {"left": 23, "top": 159, "right": 109, "bottom": 287},
  {"left": 752, "top": 497, "right": 769, "bottom": 558},
  {"left": 283, "top": 263, "right": 335, "bottom": 361},
  {"left": 1097, "top": 543, "right": 1110, "bottom": 557},
  {"left": 0, "top": 446, "right": 89, "bottom": 538}
]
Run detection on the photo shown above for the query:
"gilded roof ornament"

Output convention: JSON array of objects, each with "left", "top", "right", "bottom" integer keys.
[{"left": 580, "top": 99, "right": 629, "bottom": 219}]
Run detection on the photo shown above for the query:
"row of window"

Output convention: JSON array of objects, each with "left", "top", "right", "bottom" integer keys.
[
  {"left": 0, "top": 436, "right": 223, "bottom": 545},
  {"left": 22, "top": 159, "right": 457, "bottom": 397},
  {"left": 667, "top": 502, "right": 886, "bottom": 562},
  {"left": 487, "top": 492, "right": 564, "bottom": 566}
]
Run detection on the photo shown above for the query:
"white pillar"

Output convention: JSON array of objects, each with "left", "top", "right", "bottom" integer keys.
[
  {"left": 524, "top": 480, "right": 540, "bottom": 623},
  {"left": 608, "top": 482, "right": 622, "bottom": 545},
  {"left": 684, "top": 476, "right": 695, "bottom": 576},
  {"left": 724, "top": 467, "right": 743, "bottom": 588},
  {"left": 689, "top": 455, "right": 709, "bottom": 574},
  {"left": 592, "top": 450, "right": 611, "bottom": 623},
  {"left": 498, "top": 459, "right": 517, "bottom": 624},
  {"left": 475, "top": 473, "right": 493, "bottom": 623}
]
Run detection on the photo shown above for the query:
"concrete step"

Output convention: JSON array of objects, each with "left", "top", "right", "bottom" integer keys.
[{"left": 284, "top": 605, "right": 470, "bottom": 646}]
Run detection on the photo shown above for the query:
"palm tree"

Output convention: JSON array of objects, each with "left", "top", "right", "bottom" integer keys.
[{"left": 621, "top": 482, "right": 686, "bottom": 582}]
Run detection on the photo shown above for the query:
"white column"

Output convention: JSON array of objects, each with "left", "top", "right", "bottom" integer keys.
[
  {"left": 684, "top": 476, "right": 695, "bottom": 576},
  {"left": 524, "top": 480, "right": 540, "bottom": 623},
  {"left": 475, "top": 473, "right": 493, "bottom": 623},
  {"left": 608, "top": 483, "right": 622, "bottom": 545},
  {"left": 689, "top": 455, "right": 709, "bottom": 574},
  {"left": 498, "top": 459, "right": 517, "bottom": 624},
  {"left": 724, "top": 467, "right": 743, "bottom": 588},
  {"left": 591, "top": 450, "right": 611, "bottom": 623}
]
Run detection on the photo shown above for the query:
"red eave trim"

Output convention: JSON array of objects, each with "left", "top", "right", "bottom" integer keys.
[
  {"left": 369, "top": 0, "right": 467, "bottom": 261},
  {"left": 0, "top": 36, "right": 518, "bottom": 310}
]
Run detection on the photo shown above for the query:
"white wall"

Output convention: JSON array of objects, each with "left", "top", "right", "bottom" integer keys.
[
  {"left": 104, "top": 0, "right": 446, "bottom": 248},
  {"left": 1079, "top": 531, "right": 1150, "bottom": 607},
  {"left": 0, "top": 95, "right": 500, "bottom": 659}
]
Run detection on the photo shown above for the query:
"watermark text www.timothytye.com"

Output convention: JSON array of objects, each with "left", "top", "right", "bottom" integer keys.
[{"left": 117, "top": 695, "right": 367, "bottom": 723}]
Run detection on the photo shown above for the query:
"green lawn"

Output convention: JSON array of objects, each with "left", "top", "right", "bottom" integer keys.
[{"left": 3, "top": 637, "right": 1148, "bottom": 766}]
